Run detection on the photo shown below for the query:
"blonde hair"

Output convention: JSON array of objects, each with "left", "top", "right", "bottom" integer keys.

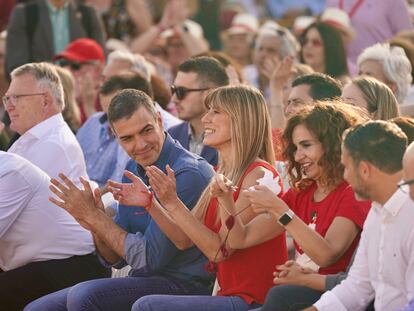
[
  {"left": 54, "top": 66, "right": 81, "bottom": 132},
  {"left": 352, "top": 76, "right": 400, "bottom": 120},
  {"left": 192, "top": 85, "right": 275, "bottom": 221}
]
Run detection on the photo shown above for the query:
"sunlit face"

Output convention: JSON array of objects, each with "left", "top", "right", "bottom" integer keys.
[
  {"left": 201, "top": 106, "right": 231, "bottom": 152},
  {"left": 172, "top": 71, "right": 208, "bottom": 122},
  {"left": 341, "top": 147, "right": 371, "bottom": 201},
  {"left": 253, "top": 35, "right": 282, "bottom": 75},
  {"left": 342, "top": 83, "right": 370, "bottom": 113},
  {"left": 292, "top": 124, "right": 324, "bottom": 181},
  {"left": 225, "top": 33, "right": 252, "bottom": 61},
  {"left": 302, "top": 28, "right": 325, "bottom": 71},
  {"left": 285, "top": 84, "right": 313, "bottom": 118},
  {"left": 5, "top": 74, "right": 47, "bottom": 134},
  {"left": 112, "top": 106, "right": 165, "bottom": 167},
  {"left": 402, "top": 151, "right": 414, "bottom": 201},
  {"left": 358, "top": 60, "right": 387, "bottom": 83}
]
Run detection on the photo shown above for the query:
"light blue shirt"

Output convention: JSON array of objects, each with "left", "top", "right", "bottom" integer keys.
[
  {"left": 76, "top": 112, "right": 130, "bottom": 187},
  {"left": 46, "top": 0, "right": 70, "bottom": 54}
]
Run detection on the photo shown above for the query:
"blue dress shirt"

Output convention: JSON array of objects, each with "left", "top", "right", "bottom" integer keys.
[
  {"left": 77, "top": 112, "right": 131, "bottom": 187},
  {"left": 113, "top": 133, "right": 214, "bottom": 283}
]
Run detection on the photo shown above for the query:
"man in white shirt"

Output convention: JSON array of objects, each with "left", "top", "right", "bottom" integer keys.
[
  {"left": 3, "top": 62, "right": 88, "bottom": 186},
  {"left": 306, "top": 121, "right": 414, "bottom": 311},
  {"left": 0, "top": 152, "right": 109, "bottom": 311}
]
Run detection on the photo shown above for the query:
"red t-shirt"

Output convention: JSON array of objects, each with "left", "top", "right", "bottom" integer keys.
[
  {"left": 204, "top": 161, "right": 288, "bottom": 304},
  {"left": 282, "top": 181, "right": 371, "bottom": 275}
]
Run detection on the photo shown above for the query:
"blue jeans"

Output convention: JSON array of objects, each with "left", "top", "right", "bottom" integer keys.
[
  {"left": 132, "top": 295, "right": 261, "bottom": 311},
  {"left": 24, "top": 275, "right": 210, "bottom": 311}
]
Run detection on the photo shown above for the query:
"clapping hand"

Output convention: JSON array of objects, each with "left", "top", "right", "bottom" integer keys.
[
  {"left": 108, "top": 171, "right": 151, "bottom": 207},
  {"left": 146, "top": 165, "right": 179, "bottom": 210},
  {"left": 244, "top": 185, "right": 288, "bottom": 218}
]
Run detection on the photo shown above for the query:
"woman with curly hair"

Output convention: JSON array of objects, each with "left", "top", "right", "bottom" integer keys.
[{"left": 226, "top": 102, "right": 371, "bottom": 311}]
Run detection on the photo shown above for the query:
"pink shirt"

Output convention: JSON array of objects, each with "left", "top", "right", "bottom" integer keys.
[{"left": 327, "top": 0, "right": 413, "bottom": 65}]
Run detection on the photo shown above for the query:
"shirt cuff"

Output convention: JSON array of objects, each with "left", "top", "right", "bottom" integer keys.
[
  {"left": 124, "top": 232, "right": 147, "bottom": 270},
  {"left": 314, "top": 291, "right": 348, "bottom": 311}
]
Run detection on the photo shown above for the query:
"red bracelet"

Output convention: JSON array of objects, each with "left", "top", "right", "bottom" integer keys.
[{"left": 145, "top": 191, "right": 154, "bottom": 211}]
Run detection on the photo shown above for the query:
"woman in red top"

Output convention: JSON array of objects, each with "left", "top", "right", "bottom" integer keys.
[
  {"left": 110, "top": 85, "right": 288, "bottom": 311},
  {"left": 228, "top": 102, "right": 371, "bottom": 310}
]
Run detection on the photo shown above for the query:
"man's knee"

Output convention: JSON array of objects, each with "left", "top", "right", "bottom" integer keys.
[{"left": 132, "top": 296, "right": 159, "bottom": 311}]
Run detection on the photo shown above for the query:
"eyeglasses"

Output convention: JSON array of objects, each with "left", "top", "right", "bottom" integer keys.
[
  {"left": 2, "top": 93, "right": 46, "bottom": 108},
  {"left": 301, "top": 37, "right": 323, "bottom": 47},
  {"left": 397, "top": 179, "right": 414, "bottom": 193},
  {"left": 56, "top": 59, "right": 82, "bottom": 71},
  {"left": 56, "top": 59, "right": 98, "bottom": 71},
  {"left": 170, "top": 85, "right": 210, "bottom": 100}
]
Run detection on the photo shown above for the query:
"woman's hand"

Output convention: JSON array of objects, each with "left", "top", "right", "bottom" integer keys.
[
  {"left": 244, "top": 185, "right": 289, "bottom": 217},
  {"left": 108, "top": 171, "right": 151, "bottom": 207},
  {"left": 146, "top": 165, "right": 179, "bottom": 209},
  {"left": 273, "top": 260, "right": 315, "bottom": 286}
]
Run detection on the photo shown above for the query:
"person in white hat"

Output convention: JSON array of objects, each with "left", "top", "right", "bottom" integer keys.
[{"left": 221, "top": 13, "right": 258, "bottom": 68}]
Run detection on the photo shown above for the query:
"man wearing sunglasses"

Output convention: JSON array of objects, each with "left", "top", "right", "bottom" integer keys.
[
  {"left": 168, "top": 56, "right": 229, "bottom": 166},
  {"left": 306, "top": 121, "right": 414, "bottom": 311},
  {"left": 54, "top": 38, "right": 105, "bottom": 124}
]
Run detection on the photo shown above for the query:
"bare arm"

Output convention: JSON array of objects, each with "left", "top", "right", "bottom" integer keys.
[
  {"left": 108, "top": 170, "right": 192, "bottom": 250},
  {"left": 147, "top": 165, "right": 232, "bottom": 262},
  {"left": 126, "top": 0, "right": 153, "bottom": 35},
  {"left": 247, "top": 186, "right": 360, "bottom": 268},
  {"left": 214, "top": 167, "right": 285, "bottom": 250},
  {"left": 49, "top": 175, "right": 128, "bottom": 264}
]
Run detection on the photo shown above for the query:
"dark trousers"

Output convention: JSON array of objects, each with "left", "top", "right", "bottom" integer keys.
[
  {"left": 261, "top": 285, "right": 323, "bottom": 311},
  {"left": 0, "top": 252, "right": 110, "bottom": 311},
  {"left": 259, "top": 284, "right": 376, "bottom": 311}
]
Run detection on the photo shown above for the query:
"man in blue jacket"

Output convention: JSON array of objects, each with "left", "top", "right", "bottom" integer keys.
[{"left": 25, "top": 89, "right": 214, "bottom": 311}]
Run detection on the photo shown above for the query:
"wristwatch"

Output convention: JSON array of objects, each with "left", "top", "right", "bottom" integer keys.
[{"left": 277, "top": 209, "right": 295, "bottom": 226}]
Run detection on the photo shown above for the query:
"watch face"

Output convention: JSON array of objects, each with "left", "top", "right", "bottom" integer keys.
[{"left": 278, "top": 213, "right": 293, "bottom": 226}]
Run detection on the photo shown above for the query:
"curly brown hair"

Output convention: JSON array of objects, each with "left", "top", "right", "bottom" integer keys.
[{"left": 282, "top": 101, "right": 368, "bottom": 191}]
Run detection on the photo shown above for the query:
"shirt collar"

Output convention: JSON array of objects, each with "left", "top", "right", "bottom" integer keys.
[
  {"left": 135, "top": 132, "right": 174, "bottom": 177},
  {"left": 187, "top": 123, "right": 204, "bottom": 142},
  {"left": 28, "top": 113, "right": 65, "bottom": 139},
  {"left": 372, "top": 188, "right": 408, "bottom": 217}
]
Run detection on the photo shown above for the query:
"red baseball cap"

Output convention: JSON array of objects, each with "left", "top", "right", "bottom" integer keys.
[{"left": 54, "top": 38, "right": 105, "bottom": 64}]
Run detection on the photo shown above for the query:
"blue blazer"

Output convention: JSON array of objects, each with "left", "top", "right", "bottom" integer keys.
[{"left": 168, "top": 122, "right": 218, "bottom": 167}]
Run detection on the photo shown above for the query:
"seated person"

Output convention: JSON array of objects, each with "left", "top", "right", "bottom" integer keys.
[{"left": 0, "top": 152, "right": 109, "bottom": 311}]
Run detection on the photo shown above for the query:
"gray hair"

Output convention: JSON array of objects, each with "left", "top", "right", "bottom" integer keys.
[
  {"left": 107, "top": 50, "right": 153, "bottom": 81},
  {"left": 357, "top": 43, "right": 412, "bottom": 103},
  {"left": 255, "top": 21, "right": 299, "bottom": 59},
  {"left": 11, "top": 62, "right": 65, "bottom": 110}
]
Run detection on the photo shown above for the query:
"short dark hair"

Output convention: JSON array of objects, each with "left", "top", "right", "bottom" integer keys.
[
  {"left": 108, "top": 89, "right": 157, "bottom": 125},
  {"left": 292, "top": 73, "right": 342, "bottom": 101},
  {"left": 100, "top": 72, "right": 154, "bottom": 98},
  {"left": 343, "top": 121, "right": 408, "bottom": 174},
  {"left": 178, "top": 56, "right": 230, "bottom": 87}
]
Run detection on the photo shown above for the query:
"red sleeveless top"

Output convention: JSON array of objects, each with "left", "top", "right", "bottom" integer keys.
[{"left": 204, "top": 161, "right": 288, "bottom": 304}]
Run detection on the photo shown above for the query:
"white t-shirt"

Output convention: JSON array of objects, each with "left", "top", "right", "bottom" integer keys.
[{"left": 0, "top": 152, "right": 95, "bottom": 271}]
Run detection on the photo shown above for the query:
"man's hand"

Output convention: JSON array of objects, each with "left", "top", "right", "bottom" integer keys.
[
  {"left": 108, "top": 170, "right": 151, "bottom": 207},
  {"left": 49, "top": 174, "right": 101, "bottom": 230}
]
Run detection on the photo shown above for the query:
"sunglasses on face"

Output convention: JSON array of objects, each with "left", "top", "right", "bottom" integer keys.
[
  {"left": 170, "top": 85, "right": 210, "bottom": 100},
  {"left": 397, "top": 179, "right": 414, "bottom": 193},
  {"left": 56, "top": 59, "right": 99, "bottom": 71},
  {"left": 301, "top": 37, "right": 323, "bottom": 47}
]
